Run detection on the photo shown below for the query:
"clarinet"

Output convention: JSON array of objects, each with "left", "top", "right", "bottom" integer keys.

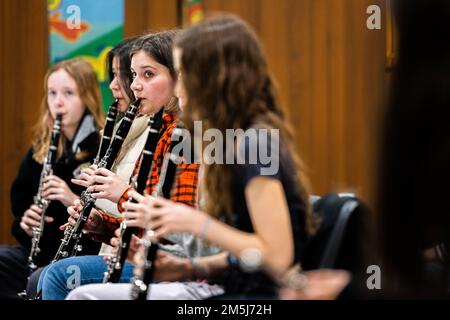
[
  {"left": 103, "top": 109, "right": 164, "bottom": 284},
  {"left": 52, "top": 99, "right": 141, "bottom": 263},
  {"left": 93, "top": 99, "right": 119, "bottom": 165},
  {"left": 27, "top": 114, "right": 63, "bottom": 271},
  {"left": 130, "top": 124, "right": 185, "bottom": 300}
]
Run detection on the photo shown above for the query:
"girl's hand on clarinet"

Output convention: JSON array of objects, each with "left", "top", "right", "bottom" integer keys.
[
  {"left": 132, "top": 245, "right": 145, "bottom": 278},
  {"left": 42, "top": 175, "right": 78, "bottom": 207},
  {"left": 109, "top": 227, "right": 121, "bottom": 248},
  {"left": 71, "top": 164, "right": 97, "bottom": 188},
  {"left": 127, "top": 234, "right": 140, "bottom": 262},
  {"left": 20, "top": 205, "right": 53, "bottom": 237},
  {"left": 123, "top": 191, "right": 206, "bottom": 238},
  {"left": 108, "top": 229, "right": 139, "bottom": 263},
  {"left": 121, "top": 196, "right": 152, "bottom": 229},
  {"left": 86, "top": 168, "right": 129, "bottom": 203},
  {"left": 66, "top": 198, "right": 102, "bottom": 232},
  {"left": 67, "top": 199, "right": 83, "bottom": 227}
]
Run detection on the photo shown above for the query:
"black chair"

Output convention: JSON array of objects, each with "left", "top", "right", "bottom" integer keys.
[{"left": 302, "top": 193, "right": 372, "bottom": 273}]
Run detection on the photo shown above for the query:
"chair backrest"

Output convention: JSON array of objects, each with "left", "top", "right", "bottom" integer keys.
[{"left": 302, "top": 193, "right": 371, "bottom": 272}]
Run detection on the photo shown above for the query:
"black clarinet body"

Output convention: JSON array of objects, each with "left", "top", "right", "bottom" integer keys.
[
  {"left": 94, "top": 99, "right": 119, "bottom": 165},
  {"left": 51, "top": 100, "right": 140, "bottom": 263},
  {"left": 131, "top": 124, "right": 185, "bottom": 300},
  {"left": 27, "top": 114, "right": 63, "bottom": 271},
  {"left": 104, "top": 109, "right": 164, "bottom": 283}
]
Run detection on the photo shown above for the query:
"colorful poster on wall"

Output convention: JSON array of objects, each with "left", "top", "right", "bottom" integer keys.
[
  {"left": 183, "top": 0, "right": 204, "bottom": 26},
  {"left": 48, "top": 0, "right": 124, "bottom": 111}
]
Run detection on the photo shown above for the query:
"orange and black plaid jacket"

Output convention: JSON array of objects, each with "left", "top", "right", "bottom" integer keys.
[{"left": 91, "top": 114, "right": 199, "bottom": 243}]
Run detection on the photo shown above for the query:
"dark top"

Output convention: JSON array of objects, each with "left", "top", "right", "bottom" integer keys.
[
  {"left": 221, "top": 129, "right": 308, "bottom": 295},
  {"left": 10, "top": 114, "right": 102, "bottom": 266}
]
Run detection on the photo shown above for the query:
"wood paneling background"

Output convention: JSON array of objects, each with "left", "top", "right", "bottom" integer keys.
[
  {"left": 0, "top": 0, "right": 386, "bottom": 245},
  {"left": 124, "top": 0, "right": 178, "bottom": 36},
  {"left": 1, "top": 0, "right": 48, "bottom": 245}
]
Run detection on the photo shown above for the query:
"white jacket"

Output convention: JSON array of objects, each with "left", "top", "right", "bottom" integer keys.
[{"left": 96, "top": 115, "right": 149, "bottom": 255}]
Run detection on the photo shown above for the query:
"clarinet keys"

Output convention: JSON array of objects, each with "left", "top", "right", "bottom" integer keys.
[{"left": 27, "top": 114, "right": 62, "bottom": 271}]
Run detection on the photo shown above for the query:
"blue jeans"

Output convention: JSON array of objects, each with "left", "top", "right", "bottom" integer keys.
[{"left": 37, "top": 255, "right": 134, "bottom": 300}]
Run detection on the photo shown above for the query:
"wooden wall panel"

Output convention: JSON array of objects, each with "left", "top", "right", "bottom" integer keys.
[
  {"left": 125, "top": 0, "right": 178, "bottom": 37},
  {"left": 124, "top": 0, "right": 148, "bottom": 36},
  {"left": 146, "top": 0, "right": 178, "bottom": 31},
  {"left": 309, "top": 0, "right": 331, "bottom": 195},
  {"left": 0, "top": 0, "right": 48, "bottom": 245}
]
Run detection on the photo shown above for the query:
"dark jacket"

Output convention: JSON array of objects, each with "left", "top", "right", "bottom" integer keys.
[{"left": 10, "top": 114, "right": 102, "bottom": 266}]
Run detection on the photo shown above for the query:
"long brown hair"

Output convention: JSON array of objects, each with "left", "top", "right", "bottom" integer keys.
[
  {"left": 107, "top": 36, "right": 139, "bottom": 102},
  {"left": 175, "top": 15, "right": 313, "bottom": 233},
  {"left": 33, "top": 59, "right": 104, "bottom": 163}
]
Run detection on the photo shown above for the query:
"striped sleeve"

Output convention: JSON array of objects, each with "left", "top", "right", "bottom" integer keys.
[
  {"left": 170, "top": 163, "right": 200, "bottom": 207},
  {"left": 117, "top": 186, "right": 133, "bottom": 213}
]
